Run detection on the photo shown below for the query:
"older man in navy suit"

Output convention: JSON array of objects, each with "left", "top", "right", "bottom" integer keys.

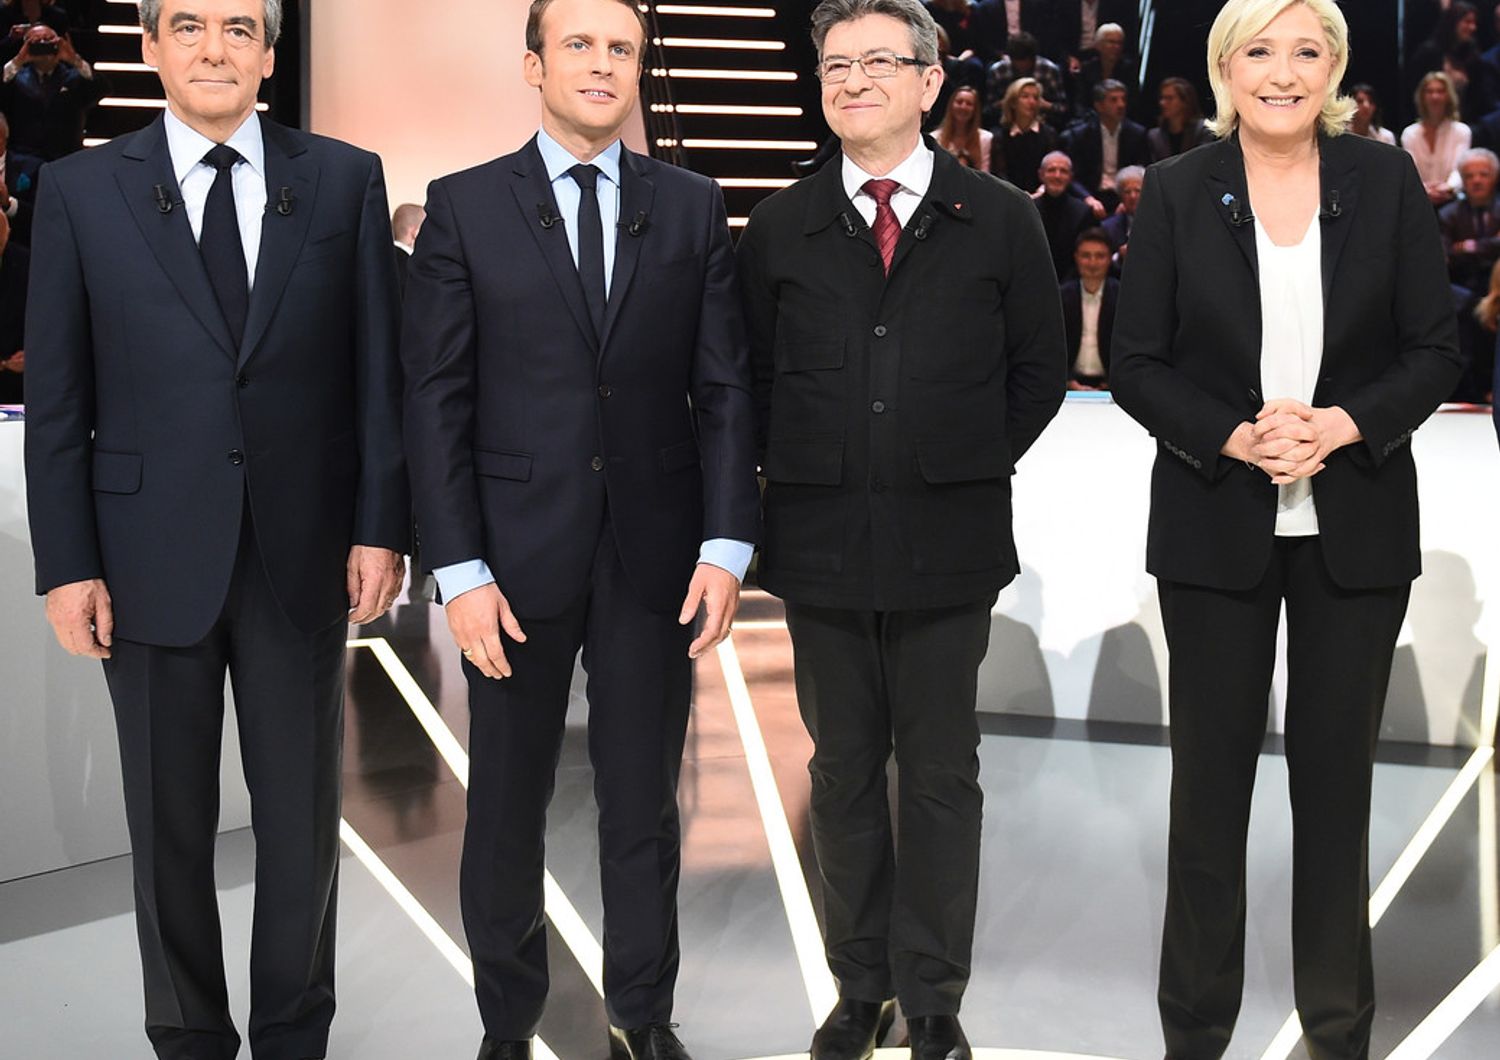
[
  {"left": 24, "top": 2, "right": 408, "bottom": 1057},
  {"left": 400, "top": 2, "right": 760, "bottom": 1059}
]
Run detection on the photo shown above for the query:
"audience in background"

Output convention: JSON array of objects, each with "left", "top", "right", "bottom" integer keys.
[
  {"left": 391, "top": 202, "right": 426, "bottom": 298},
  {"left": 1440, "top": 147, "right": 1500, "bottom": 400},
  {"left": 990, "top": 76, "right": 1056, "bottom": 191},
  {"left": 936, "top": 85, "right": 992, "bottom": 170},
  {"left": 985, "top": 31, "right": 1067, "bottom": 128},
  {"left": 0, "top": 111, "right": 40, "bottom": 246},
  {"left": 1075, "top": 23, "right": 1139, "bottom": 120},
  {"left": 1101, "top": 165, "right": 1144, "bottom": 265},
  {"left": 970, "top": 0, "right": 1042, "bottom": 64},
  {"left": 1046, "top": 0, "right": 1139, "bottom": 76},
  {"left": 1061, "top": 228, "right": 1117, "bottom": 390},
  {"left": 0, "top": 210, "right": 26, "bottom": 405},
  {"left": 0, "top": 0, "right": 68, "bottom": 63},
  {"left": 1410, "top": 2, "right": 1490, "bottom": 121},
  {"left": 1147, "top": 77, "right": 1214, "bottom": 161},
  {"left": 1062, "top": 78, "right": 1148, "bottom": 213},
  {"left": 0, "top": 21, "right": 103, "bottom": 159},
  {"left": 1404, "top": 71, "right": 1471, "bottom": 206},
  {"left": 1350, "top": 83, "right": 1397, "bottom": 145},
  {"left": 1033, "top": 151, "right": 1093, "bottom": 280}
]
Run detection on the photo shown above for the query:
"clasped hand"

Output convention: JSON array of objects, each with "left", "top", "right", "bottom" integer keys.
[{"left": 1223, "top": 398, "right": 1361, "bottom": 485}]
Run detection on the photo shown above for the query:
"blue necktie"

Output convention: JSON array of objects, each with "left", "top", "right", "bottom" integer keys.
[
  {"left": 200, "top": 144, "right": 248, "bottom": 348},
  {"left": 569, "top": 163, "right": 606, "bottom": 335}
]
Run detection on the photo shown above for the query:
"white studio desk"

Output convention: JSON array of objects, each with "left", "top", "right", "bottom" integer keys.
[{"left": 3, "top": 401, "right": 1497, "bottom": 883}]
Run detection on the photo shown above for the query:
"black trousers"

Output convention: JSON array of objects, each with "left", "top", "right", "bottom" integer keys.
[
  {"left": 461, "top": 526, "right": 692, "bottom": 1037},
  {"left": 783, "top": 597, "right": 994, "bottom": 1017},
  {"left": 1157, "top": 537, "right": 1409, "bottom": 1060},
  {"left": 101, "top": 514, "right": 346, "bottom": 1060}
]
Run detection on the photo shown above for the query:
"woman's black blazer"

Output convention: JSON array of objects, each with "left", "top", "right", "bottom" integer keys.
[{"left": 1110, "top": 132, "right": 1463, "bottom": 591}]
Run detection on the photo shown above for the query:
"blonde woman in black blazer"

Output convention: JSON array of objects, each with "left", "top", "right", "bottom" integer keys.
[{"left": 1111, "top": 1, "right": 1463, "bottom": 1058}]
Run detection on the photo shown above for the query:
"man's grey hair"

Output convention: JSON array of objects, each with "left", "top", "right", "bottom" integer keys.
[
  {"left": 1458, "top": 147, "right": 1500, "bottom": 175},
  {"left": 810, "top": 0, "right": 940, "bottom": 67},
  {"left": 1117, "top": 165, "right": 1146, "bottom": 186},
  {"left": 139, "top": 0, "right": 283, "bottom": 48}
]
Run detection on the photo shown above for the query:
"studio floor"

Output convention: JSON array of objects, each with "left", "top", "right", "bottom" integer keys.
[{"left": 2, "top": 590, "right": 1497, "bottom": 1060}]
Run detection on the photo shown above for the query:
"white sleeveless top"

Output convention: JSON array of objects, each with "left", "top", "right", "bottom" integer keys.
[{"left": 1254, "top": 214, "right": 1324, "bottom": 536}]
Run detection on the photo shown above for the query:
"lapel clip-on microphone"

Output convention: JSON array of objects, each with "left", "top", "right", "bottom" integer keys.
[
  {"left": 537, "top": 203, "right": 560, "bottom": 229},
  {"left": 1324, "top": 189, "right": 1341, "bottom": 218},
  {"left": 913, "top": 214, "right": 934, "bottom": 240},
  {"left": 623, "top": 211, "right": 649, "bottom": 237},
  {"left": 153, "top": 184, "right": 176, "bottom": 214},
  {"left": 272, "top": 187, "right": 295, "bottom": 216},
  {"left": 1222, "top": 192, "right": 1251, "bottom": 227},
  {"left": 838, "top": 211, "right": 859, "bottom": 237}
]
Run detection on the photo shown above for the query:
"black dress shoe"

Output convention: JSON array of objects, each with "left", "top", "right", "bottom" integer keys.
[
  {"left": 811, "top": 998, "right": 896, "bottom": 1060},
  {"left": 906, "top": 1015, "right": 971, "bottom": 1060},
  {"left": 476, "top": 1039, "right": 533, "bottom": 1060},
  {"left": 608, "top": 1023, "right": 691, "bottom": 1060}
]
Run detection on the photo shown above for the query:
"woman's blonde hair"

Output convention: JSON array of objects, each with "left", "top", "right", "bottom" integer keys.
[
  {"left": 1002, "top": 77, "right": 1042, "bottom": 129},
  {"left": 1205, "top": 0, "right": 1354, "bottom": 138},
  {"left": 1414, "top": 71, "right": 1462, "bottom": 124}
]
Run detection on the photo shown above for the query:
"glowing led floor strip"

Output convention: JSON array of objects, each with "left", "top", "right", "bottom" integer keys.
[
  {"left": 337, "top": 818, "right": 562, "bottom": 1060},
  {"left": 742, "top": 1050, "right": 1128, "bottom": 1060},
  {"left": 346, "top": 637, "right": 607, "bottom": 997},
  {"left": 715, "top": 637, "right": 840, "bottom": 1023},
  {"left": 1383, "top": 944, "right": 1500, "bottom": 1059}
]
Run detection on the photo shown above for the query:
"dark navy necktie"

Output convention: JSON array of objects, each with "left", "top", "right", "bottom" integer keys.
[
  {"left": 200, "top": 144, "right": 248, "bottom": 348},
  {"left": 568, "top": 163, "right": 606, "bottom": 334}
]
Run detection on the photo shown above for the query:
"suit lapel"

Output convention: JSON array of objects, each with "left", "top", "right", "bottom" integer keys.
[
  {"left": 1317, "top": 135, "right": 1361, "bottom": 309},
  {"left": 510, "top": 136, "right": 598, "bottom": 348},
  {"left": 240, "top": 117, "right": 318, "bottom": 368},
  {"left": 114, "top": 117, "right": 238, "bottom": 359},
  {"left": 1204, "top": 139, "right": 1258, "bottom": 283},
  {"left": 599, "top": 147, "right": 656, "bottom": 354}
]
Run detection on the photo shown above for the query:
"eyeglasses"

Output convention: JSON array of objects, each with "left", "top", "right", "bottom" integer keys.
[{"left": 818, "top": 52, "right": 926, "bottom": 84}]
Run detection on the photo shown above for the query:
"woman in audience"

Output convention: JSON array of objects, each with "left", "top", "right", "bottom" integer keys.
[
  {"left": 989, "top": 77, "right": 1056, "bottom": 192},
  {"left": 1349, "top": 83, "right": 1396, "bottom": 145},
  {"left": 935, "top": 85, "right": 991, "bottom": 170},
  {"left": 1402, "top": 71, "right": 1470, "bottom": 205},
  {"left": 1112, "top": 1, "right": 1462, "bottom": 1058},
  {"left": 1147, "top": 76, "right": 1215, "bottom": 161},
  {"left": 1409, "top": 1, "right": 1488, "bottom": 120}
]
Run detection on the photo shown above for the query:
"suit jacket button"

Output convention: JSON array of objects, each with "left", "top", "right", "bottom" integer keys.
[
  {"left": 870, "top": 477, "right": 887, "bottom": 493},
  {"left": 598, "top": 385, "right": 612, "bottom": 398},
  {"left": 873, "top": 324, "right": 887, "bottom": 337},
  {"left": 228, "top": 449, "right": 244, "bottom": 466},
  {"left": 590, "top": 456, "right": 604, "bottom": 471},
  {"left": 871, "top": 400, "right": 886, "bottom": 414},
  {"left": 236, "top": 374, "right": 249, "bottom": 388}
]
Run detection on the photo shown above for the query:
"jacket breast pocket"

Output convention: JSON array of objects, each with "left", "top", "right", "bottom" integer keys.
[
  {"left": 773, "top": 337, "right": 845, "bottom": 374},
  {"left": 92, "top": 450, "right": 142, "bottom": 495},
  {"left": 658, "top": 439, "right": 700, "bottom": 474}
]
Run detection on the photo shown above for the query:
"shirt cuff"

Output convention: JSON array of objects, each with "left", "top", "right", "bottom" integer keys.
[
  {"left": 697, "top": 538, "right": 753, "bottom": 583},
  {"left": 3, "top": 199, "right": 16, "bottom": 219},
  {"left": 432, "top": 558, "right": 495, "bottom": 602}
]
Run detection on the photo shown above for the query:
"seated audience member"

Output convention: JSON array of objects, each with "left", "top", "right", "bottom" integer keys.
[
  {"left": 936, "top": 85, "right": 992, "bottom": 170},
  {"left": 1404, "top": 71, "right": 1472, "bottom": 206},
  {"left": 1442, "top": 147, "right": 1500, "bottom": 399},
  {"left": 1033, "top": 151, "right": 1093, "bottom": 280},
  {"left": 1046, "top": 0, "right": 1140, "bottom": 74},
  {"left": 926, "top": 0, "right": 981, "bottom": 61},
  {"left": 1061, "top": 228, "right": 1117, "bottom": 390},
  {"left": 984, "top": 31, "right": 1067, "bottom": 128},
  {"left": 1075, "top": 23, "right": 1140, "bottom": 119},
  {"left": 1349, "top": 83, "right": 1398, "bottom": 145},
  {"left": 0, "top": 210, "right": 27, "bottom": 405},
  {"left": 1472, "top": 257, "right": 1500, "bottom": 403},
  {"left": 1062, "top": 79, "right": 1147, "bottom": 213},
  {"left": 970, "top": 0, "right": 1046, "bottom": 65},
  {"left": 391, "top": 202, "right": 426, "bottom": 297},
  {"left": 1409, "top": 2, "right": 1490, "bottom": 121},
  {"left": 928, "top": 24, "right": 983, "bottom": 130},
  {"left": 990, "top": 76, "right": 1056, "bottom": 190},
  {"left": 0, "top": 0, "right": 68, "bottom": 63},
  {"left": 1147, "top": 77, "right": 1215, "bottom": 161},
  {"left": 0, "top": 22, "right": 103, "bottom": 160},
  {"left": 0, "top": 112, "right": 41, "bottom": 246},
  {"left": 1101, "top": 164, "right": 1144, "bottom": 263}
]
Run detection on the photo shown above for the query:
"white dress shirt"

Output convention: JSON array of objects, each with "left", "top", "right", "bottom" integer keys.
[
  {"left": 1255, "top": 216, "right": 1324, "bottom": 536},
  {"left": 1080, "top": 0, "right": 1099, "bottom": 51},
  {"left": 842, "top": 138, "right": 935, "bottom": 229},
  {"left": 1005, "top": 0, "right": 1022, "bottom": 36},
  {"left": 1075, "top": 282, "right": 1106, "bottom": 378},
  {"left": 163, "top": 107, "right": 266, "bottom": 287},
  {"left": 1400, "top": 119, "right": 1471, "bottom": 191},
  {"left": 1099, "top": 120, "right": 1121, "bottom": 190}
]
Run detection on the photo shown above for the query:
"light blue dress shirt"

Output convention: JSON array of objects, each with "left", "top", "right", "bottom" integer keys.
[
  {"left": 432, "top": 128, "right": 753, "bottom": 603},
  {"left": 163, "top": 108, "right": 267, "bottom": 287}
]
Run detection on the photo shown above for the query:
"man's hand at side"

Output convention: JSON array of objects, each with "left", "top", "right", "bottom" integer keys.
[
  {"left": 347, "top": 545, "right": 405, "bottom": 624},
  {"left": 45, "top": 578, "right": 113, "bottom": 658},
  {"left": 446, "top": 582, "right": 527, "bottom": 679},
  {"left": 679, "top": 562, "right": 741, "bottom": 659}
]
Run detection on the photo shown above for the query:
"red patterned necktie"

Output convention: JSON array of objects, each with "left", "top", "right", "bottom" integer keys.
[{"left": 862, "top": 177, "right": 901, "bottom": 275}]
